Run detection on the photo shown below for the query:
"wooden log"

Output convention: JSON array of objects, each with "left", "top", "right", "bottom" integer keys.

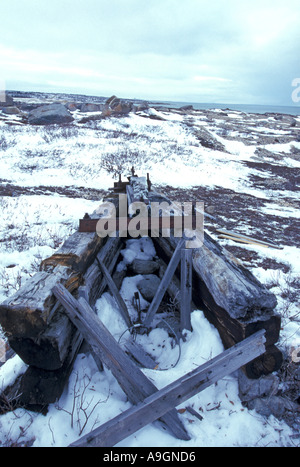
[
  {"left": 0, "top": 265, "right": 81, "bottom": 339},
  {"left": 53, "top": 284, "right": 190, "bottom": 441},
  {"left": 1, "top": 328, "right": 83, "bottom": 411},
  {"left": 153, "top": 232, "right": 282, "bottom": 378},
  {"left": 70, "top": 330, "right": 266, "bottom": 447},
  {"left": 0, "top": 236, "right": 122, "bottom": 371},
  {"left": 40, "top": 232, "right": 103, "bottom": 273},
  {"left": 41, "top": 204, "right": 111, "bottom": 273}
]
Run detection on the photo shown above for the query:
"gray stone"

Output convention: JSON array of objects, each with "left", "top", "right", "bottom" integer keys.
[
  {"left": 247, "top": 396, "right": 296, "bottom": 419},
  {"left": 80, "top": 103, "right": 101, "bottom": 112},
  {"left": 137, "top": 274, "right": 161, "bottom": 301},
  {"left": 102, "top": 95, "right": 133, "bottom": 117},
  {"left": 2, "top": 106, "right": 21, "bottom": 115},
  {"left": 28, "top": 103, "right": 74, "bottom": 125},
  {"left": 238, "top": 370, "right": 280, "bottom": 402},
  {"left": 131, "top": 259, "right": 159, "bottom": 275}
]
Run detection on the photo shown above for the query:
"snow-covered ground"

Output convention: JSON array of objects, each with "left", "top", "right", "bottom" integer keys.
[{"left": 0, "top": 96, "right": 299, "bottom": 447}]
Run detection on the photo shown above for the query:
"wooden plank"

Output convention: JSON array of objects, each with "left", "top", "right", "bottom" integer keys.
[
  {"left": 53, "top": 284, "right": 190, "bottom": 441},
  {"left": 124, "top": 340, "right": 157, "bottom": 369},
  {"left": 143, "top": 237, "right": 185, "bottom": 327},
  {"left": 96, "top": 258, "right": 132, "bottom": 328},
  {"left": 180, "top": 248, "right": 193, "bottom": 333},
  {"left": 157, "top": 258, "right": 197, "bottom": 312},
  {"left": 216, "top": 229, "right": 283, "bottom": 250},
  {"left": 69, "top": 330, "right": 266, "bottom": 447},
  {"left": 218, "top": 235, "right": 269, "bottom": 248},
  {"left": 84, "top": 237, "right": 123, "bottom": 308}
]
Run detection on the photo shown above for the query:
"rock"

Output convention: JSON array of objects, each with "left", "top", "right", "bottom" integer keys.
[
  {"left": 180, "top": 105, "right": 194, "bottom": 111},
  {"left": 28, "top": 104, "right": 74, "bottom": 125},
  {"left": 238, "top": 370, "right": 280, "bottom": 402},
  {"left": 80, "top": 103, "right": 101, "bottom": 112},
  {"left": 102, "top": 95, "right": 133, "bottom": 117},
  {"left": 130, "top": 259, "right": 159, "bottom": 275},
  {"left": 64, "top": 102, "right": 80, "bottom": 111},
  {"left": 137, "top": 274, "right": 161, "bottom": 301},
  {"left": 194, "top": 127, "right": 226, "bottom": 152},
  {"left": 247, "top": 396, "right": 298, "bottom": 419},
  {"left": 2, "top": 106, "right": 21, "bottom": 115}
]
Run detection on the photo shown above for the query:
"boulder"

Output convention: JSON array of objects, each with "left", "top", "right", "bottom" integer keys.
[
  {"left": 247, "top": 396, "right": 298, "bottom": 419},
  {"left": 28, "top": 104, "right": 74, "bottom": 125},
  {"left": 2, "top": 106, "right": 21, "bottom": 115},
  {"left": 65, "top": 102, "right": 80, "bottom": 111},
  {"left": 80, "top": 103, "right": 101, "bottom": 112},
  {"left": 137, "top": 274, "right": 161, "bottom": 301},
  {"left": 238, "top": 370, "right": 280, "bottom": 402},
  {"left": 102, "top": 95, "right": 133, "bottom": 117},
  {"left": 130, "top": 259, "right": 159, "bottom": 275}
]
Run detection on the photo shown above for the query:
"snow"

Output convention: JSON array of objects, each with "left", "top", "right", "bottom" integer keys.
[{"left": 0, "top": 103, "right": 299, "bottom": 447}]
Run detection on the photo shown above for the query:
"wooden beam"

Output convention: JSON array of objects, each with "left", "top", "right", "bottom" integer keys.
[
  {"left": 143, "top": 238, "right": 185, "bottom": 327},
  {"left": 69, "top": 330, "right": 266, "bottom": 447},
  {"left": 180, "top": 248, "right": 193, "bottom": 333},
  {"left": 53, "top": 284, "right": 190, "bottom": 442},
  {"left": 216, "top": 229, "right": 283, "bottom": 250},
  {"left": 96, "top": 257, "right": 132, "bottom": 328},
  {"left": 124, "top": 340, "right": 157, "bottom": 369}
]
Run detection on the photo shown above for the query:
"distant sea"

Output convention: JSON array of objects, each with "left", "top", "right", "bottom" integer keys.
[{"left": 152, "top": 100, "right": 300, "bottom": 117}]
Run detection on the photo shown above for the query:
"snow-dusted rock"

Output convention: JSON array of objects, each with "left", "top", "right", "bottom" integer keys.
[{"left": 28, "top": 103, "right": 74, "bottom": 125}]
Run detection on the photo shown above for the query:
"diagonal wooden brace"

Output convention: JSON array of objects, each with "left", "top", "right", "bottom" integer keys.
[{"left": 53, "top": 284, "right": 190, "bottom": 442}]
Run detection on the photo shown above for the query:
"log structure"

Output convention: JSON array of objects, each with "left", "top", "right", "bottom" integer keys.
[{"left": 0, "top": 171, "right": 282, "bottom": 414}]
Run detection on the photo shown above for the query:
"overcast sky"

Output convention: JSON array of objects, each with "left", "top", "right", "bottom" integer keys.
[{"left": 0, "top": 0, "right": 300, "bottom": 105}]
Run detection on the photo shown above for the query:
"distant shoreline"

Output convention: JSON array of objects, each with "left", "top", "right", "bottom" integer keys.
[
  {"left": 151, "top": 100, "right": 300, "bottom": 117},
  {"left": 6, "top": 89, "right": 300, "bottom": 117}
]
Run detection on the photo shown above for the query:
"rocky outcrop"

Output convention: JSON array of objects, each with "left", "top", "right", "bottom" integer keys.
[
  {"left": 28, "top": 103, "right": 74, "bottom": 125},
  {"left": 102, "top": 95, "right": 133, "bottom": 117}
]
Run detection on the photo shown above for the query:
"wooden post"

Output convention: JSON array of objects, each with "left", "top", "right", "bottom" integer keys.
[
  {"left": 143, "top": 237, "right": 185, "bottom": 327},
  {"left": 96, "top": 257, "right": 132, "bottom": 329},
  {"left": 53, "top": 284, "right": 190, "bottom": 441},
  {"left": 180, "top": 248, "right": 193, "bottom": 333},
  {"left": 69, "top": 330, "right": 266, "bottom": 447}
]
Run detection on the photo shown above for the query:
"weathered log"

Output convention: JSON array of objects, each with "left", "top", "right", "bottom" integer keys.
[
  {"left": 0, "top": 265, "right": 80, "bottom": 339},
  {"left": 1, "top": 329, "right": 83, "bottom": 411},
  {"left": 2, "top": 237, "right": 123, "bottom": 371},
  {"left": 70, "top": 330, "right": 266, "bottom": 447},
  {"left": 82, "top": 236, "right": 123, "bottom": 308},
  {"left": 41, "top": 204, "right": 111, "bottom": 273},
  {"left": 153, "top": 232, "right": 282, "bottom": 378},
  {"left": 53, "top": 284, "right": 190, "bottom": 441}
]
